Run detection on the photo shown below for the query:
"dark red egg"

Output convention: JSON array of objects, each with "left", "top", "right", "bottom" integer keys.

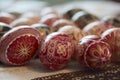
[
  {"left": 76, "top": 35, "right": 111, "bottom": 69},
  {"left": 40, "top": 14, "right": 60, "bottom": 27},
  {"left": 83, "top": 21, "right": 113, "bottom": 36},
  {"left": 101, "top": 28, "right": 120, "bottom": 62},
  {"left": 0, "top": 12, "right": 15, "bottom": 24},
  {"left": 0, "top": 26, "right": 42, "bottom": 65},
  {"left": 39, "top": 32, "right": 74, "bottom": 70}
]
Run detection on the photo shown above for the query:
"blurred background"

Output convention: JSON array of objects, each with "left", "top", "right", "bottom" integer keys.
[{"left": 0, "top": 0, "right": 120, "bottom": 18}]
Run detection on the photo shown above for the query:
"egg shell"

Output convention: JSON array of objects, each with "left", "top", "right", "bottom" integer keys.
[
  {"left": 72, "top": 11, "right": 99, "bottom": 29},
  {"left": 101, "top": 28, "right": 120, "bottom": 62},
  {"left": 31, "top": 23, "right": 51, "bottom": 38},
  {"left": 40, "top": 14, "right": 60, "bottom": 27},
  {"left": 39, "top": 32, "right": 74, "bottom": 70},
  {"left": 0, "top": 26, "right": 42, "bottom": 65},
  {"left": 83, "top": 21, "right": 113, "bottom": 36},
  {"left": 52, "top": 19, "right": 74, "bottom": 32},
  {"left": 0, "top": 12, "right": 15, "bottom": 24},
  {"left": 76, "top": 35, "right": 111, "bottom": 69}
]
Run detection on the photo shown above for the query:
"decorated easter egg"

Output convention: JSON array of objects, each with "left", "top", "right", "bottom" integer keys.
[
  {"left": 40, "top": 14, "right": 60, "bottom": 27},
  {"left": 0, "top": 26, "right": 42, "bottom": 65},
  {"left": 52, "top": 19, "right": 74, "bottom": 32},
  {"left": 39, "top": 32, "right": 74, "bottom": 70},
  {"left": 58, "top": 25, "right": 86, "bottom": 43},
  {"left": 0, "top": 12, "right": 15, "bottom": 24},
  {"left": 76, "top": 35, "right": 111, "bottom": 69},
  {"left": 83, "top": 21, "right": 113, "bottom": 36},
  {"left": 62, "top": 7, "right": 83, "bottom": 20},
  {"left": 101, "top": 28, "right": 120, "bottom": 62},
  {"left": 31, "top": 23, "right": 51, "bottom": 38},
  {"left": 72, "top": 11, "right": 99, "bottom": 29},
  {"left": 102, "top": 16, "right": 120, "bottom": 27},
  {"left": 0, "top": 22, "right": 12, "bottom": 38}
]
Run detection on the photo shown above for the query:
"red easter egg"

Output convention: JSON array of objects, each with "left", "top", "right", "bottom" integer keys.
[
  {"left": 76, "top": 35, "right": 111, "bottom": 69},
  {"left": 40, "top": 14, "right": 60, "bottom": 27},
  {"left": 0, "top": 12, "right": 15, "bottom": 24},
  {"left": 83, "top": 21, "right": 113, "bottom": 36},
  {"left": 39, "top": 32, "right": 74, "bottom": 70},
  {"left": 84, "top": 41, "right": 111, "bottom": 69},
  {"left": 0, "top": 26, "right": 42, "bottom": 65},
  {"left": 58, "top": 25, "right": 86, "bottom": 43},
  {"left": 52, "top": 19, "right": 74, "bottom": 32},
  {"left": 101, "top": 28, "right": 120, "bottom": 62}
]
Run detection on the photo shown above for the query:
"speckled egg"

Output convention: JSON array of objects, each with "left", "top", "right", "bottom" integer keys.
[
  {"left": 102, "top": 16, "right": 120, "bottom": 27},
  {"left": 72, "top": 11, "right": 99, "bottom": 29},
  {"left": 0, "top": 26, "right": 42, "bottom": 65},
  {"left": 76, "top": 35, "right": 111, "bottom": 69},
  {"left": 39, "top": 32, "right": 74, "bottom": 70},
  {"left": 101, "top": 28, "right": 120, "bottom": 62},
  {"left": 83, "top": 21, "right": 113, "bottom": 36},
  {"left": 31, "top": 23, "right": 51, "bottom": 38}
]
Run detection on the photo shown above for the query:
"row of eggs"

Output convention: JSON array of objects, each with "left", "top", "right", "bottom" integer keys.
[{"left": 0, "top": 7, "right": 120, "bottom": 70}]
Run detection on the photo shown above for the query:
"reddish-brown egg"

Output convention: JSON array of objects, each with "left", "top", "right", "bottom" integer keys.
[
  {"left": 0, "top": 26, "right": 42, "bottom": 65},
  {"left": 101, "top": 28, "right": 120, "bottom": 62},
  {"left": 52, "top": 19, "right": 74, "bottom": 32},
  {"left": 76, "top": 35, "right": 111, "bottom": 69},
  {"left": 83, "top": 21, "right": 113, "bottom": 36},
  {"left": 0, "top": 12, "right": 15, "bottom": 24},
  {"left": 39, "top": 32, "right": 74, "bottom": 70},
  {"left": 40, "top": 14, "right": 60, "bottom": 27}
]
